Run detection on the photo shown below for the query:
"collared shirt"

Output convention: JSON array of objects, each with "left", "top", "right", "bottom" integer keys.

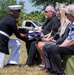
[
  {"left": 41, "top": 15, "right": 60, "bottom": 35},
  {"left": 67, "top": 22, "right": 74, "bottom": 41}
]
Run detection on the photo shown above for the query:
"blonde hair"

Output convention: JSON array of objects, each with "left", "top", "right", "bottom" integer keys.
[
  {"left": 56, "top": 3, "right": 70, "bottom": 36},
  {"left": 60, "top": 7, "right": 70, "bottom": 35},
  {"left": 55, "top": 3, "right": 66, "bottom": 11}
]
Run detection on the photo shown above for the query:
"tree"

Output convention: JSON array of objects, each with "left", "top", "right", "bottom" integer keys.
[
  {"left": 16, "top": 1, "right": 26, "bottom": 25},
  {"left": 29, "top": 0, "right": 74, "bottom": 8},
  {"left": 24, "top": 11, "right": 45, "bottom": 24},
  {"left": 0, "top": 0, "right": 17, "bottom": 20},
  {"left": 0, "top": 0, "right": 25, "bottom": 21}
]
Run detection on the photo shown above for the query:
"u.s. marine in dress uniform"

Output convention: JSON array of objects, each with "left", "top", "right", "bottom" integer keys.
[{"left": 0, "top": 5, "right": 28, "bottom": 68}]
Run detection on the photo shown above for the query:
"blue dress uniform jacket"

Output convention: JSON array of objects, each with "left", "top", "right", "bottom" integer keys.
[{"left": 0, "top": 14, "right": 28, "bottom": 54}]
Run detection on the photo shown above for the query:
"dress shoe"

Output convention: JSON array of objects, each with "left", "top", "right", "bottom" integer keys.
[
  {"left": 38, "top": 65, "right": 45, "bottom": 70},
  {"left": 51, "top": 73, "right": 57, "bottom": 75},
  {"left": 51, "top": 73, "right": 64, "bottom": 75},
  {"left": 44, "top": 68, "right": 52, "bottom": 73},
  {"left": 6, "top": 63, "right": 18, "bottom": 66},
  {"left": 20, "top": 64, "right": 33, "bottom": 67}
]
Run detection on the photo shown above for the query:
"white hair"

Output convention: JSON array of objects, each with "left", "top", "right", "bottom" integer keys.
[
  {"left": 65, "top": 4, "right": 74, "bottom": 17},
  {"left": 46, "top": 5, "right": 56, "bottom": 14}
]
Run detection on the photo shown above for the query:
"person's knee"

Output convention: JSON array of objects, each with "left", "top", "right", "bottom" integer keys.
[
  {"left": 43, "top": 45, "right": 54, "bottom": 53},
  {"left": 38, "top": 42, "right": 45, "bottom": 50}
]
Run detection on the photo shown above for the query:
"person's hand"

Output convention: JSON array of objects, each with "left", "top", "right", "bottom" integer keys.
[
  {"left": 36, "top": 29, "right": 42, "bottom": 32},
  {"left": 20, "top": 33, "right": 25, "bottom": 37},
  {"left": 24, "top": 34, "right": 30, "bottom": 39},
  {"left": 44, "top": 33, "right": 51, "bottom": 38},
  {"left": 41, "top": 38, "right": 50, "bottom": 42},
  {"left": 44, "top": 34, "right": 49, "bottom": 38},
  {"left": 60, "top": 42, "right": 68, "bottom": 46},
  {"left": 67, "top": 38, "right": 74, "bottom": 46},
  {"left": 50, "top": 39, "right": 56, "bottom": 42},
  {"left": 60, "top": 38, "right": 74, "bottom": 47},
  {"left": 60, "top": 38, "right": 69, "bottom": 47}
]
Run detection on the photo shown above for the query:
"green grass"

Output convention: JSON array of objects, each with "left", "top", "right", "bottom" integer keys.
[{"left": 0, "top": 35, "right": 50, "bottom": 75}]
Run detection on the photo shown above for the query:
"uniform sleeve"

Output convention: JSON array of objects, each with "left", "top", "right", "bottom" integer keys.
[
  {"left": 19, "top": 28, "right": 29, "bottom": 34},
  {"left": 10, "top": 20, "right": 28, "bottom": 42}
]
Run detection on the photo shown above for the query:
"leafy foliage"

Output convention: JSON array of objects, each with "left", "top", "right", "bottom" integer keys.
[
  {"left": 0, "top": 0, "right": 25, "bottom": 20},
  {"left": 0, "top": 0, "right": 17, "bottom": 20},
  {"left": 29, "top": 0, "right": 74, "bottom": 8},
  {"left": 0, "top": 0, "right": 45, "bottom": 25},
  {"left": 24, "top": 11, "right": 45, "bottom": 24}
]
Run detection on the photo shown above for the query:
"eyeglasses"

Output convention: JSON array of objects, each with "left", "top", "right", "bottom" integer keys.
[{"left": 44, "top": 11, "right": 51, "bottom": 13}]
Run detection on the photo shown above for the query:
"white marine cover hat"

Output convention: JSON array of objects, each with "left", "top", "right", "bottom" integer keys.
[{"left": 8, "top": 5, "right": 22, "bottom": 11}]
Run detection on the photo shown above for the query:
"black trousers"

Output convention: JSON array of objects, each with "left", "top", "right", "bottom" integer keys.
[
  {"left": 43, "top": 44, "right": 74, "bottom": 74},
  {"left": 26, "top": 39, "right": 37, "bottom": 55},
  {"left": 26, "top": 41, "right": 41, "bottom": 65}
]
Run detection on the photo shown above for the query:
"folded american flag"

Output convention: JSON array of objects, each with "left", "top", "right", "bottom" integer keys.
[{"left": 26, "top": 32, "right": 44, "bottom": 40}]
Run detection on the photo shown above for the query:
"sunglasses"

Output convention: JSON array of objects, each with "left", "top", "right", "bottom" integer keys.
[{"left": 44, "top": 11, "right": 51, "bottom": 13}]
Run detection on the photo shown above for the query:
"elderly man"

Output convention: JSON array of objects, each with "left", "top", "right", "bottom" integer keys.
[
  {"left": 43, "top": 4, "right": 74, "bottom": 75},
  {"left": 25, "top": 5, "right": 60, "bottom": 55},
  {"left": 25, "top": 5, "right": 60, "bottom": 66},
  {"left": 0, "top": 5, "right": 28, "bottom": 68}
]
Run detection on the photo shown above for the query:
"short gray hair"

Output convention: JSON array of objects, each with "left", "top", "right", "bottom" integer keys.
[
  {"left": 49, "top": 6, "right": 56, "bottom": 13},
  {"left": 65, "top": 4, "right": 74, "bottom": 17},
  {"left": 46, "top": 5, "right": 56, "bottom": 14}
]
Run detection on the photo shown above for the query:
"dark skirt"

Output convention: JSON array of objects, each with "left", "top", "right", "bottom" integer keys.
[{"left": 0, "top": 34, "right": 9, "bottom": 54}]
